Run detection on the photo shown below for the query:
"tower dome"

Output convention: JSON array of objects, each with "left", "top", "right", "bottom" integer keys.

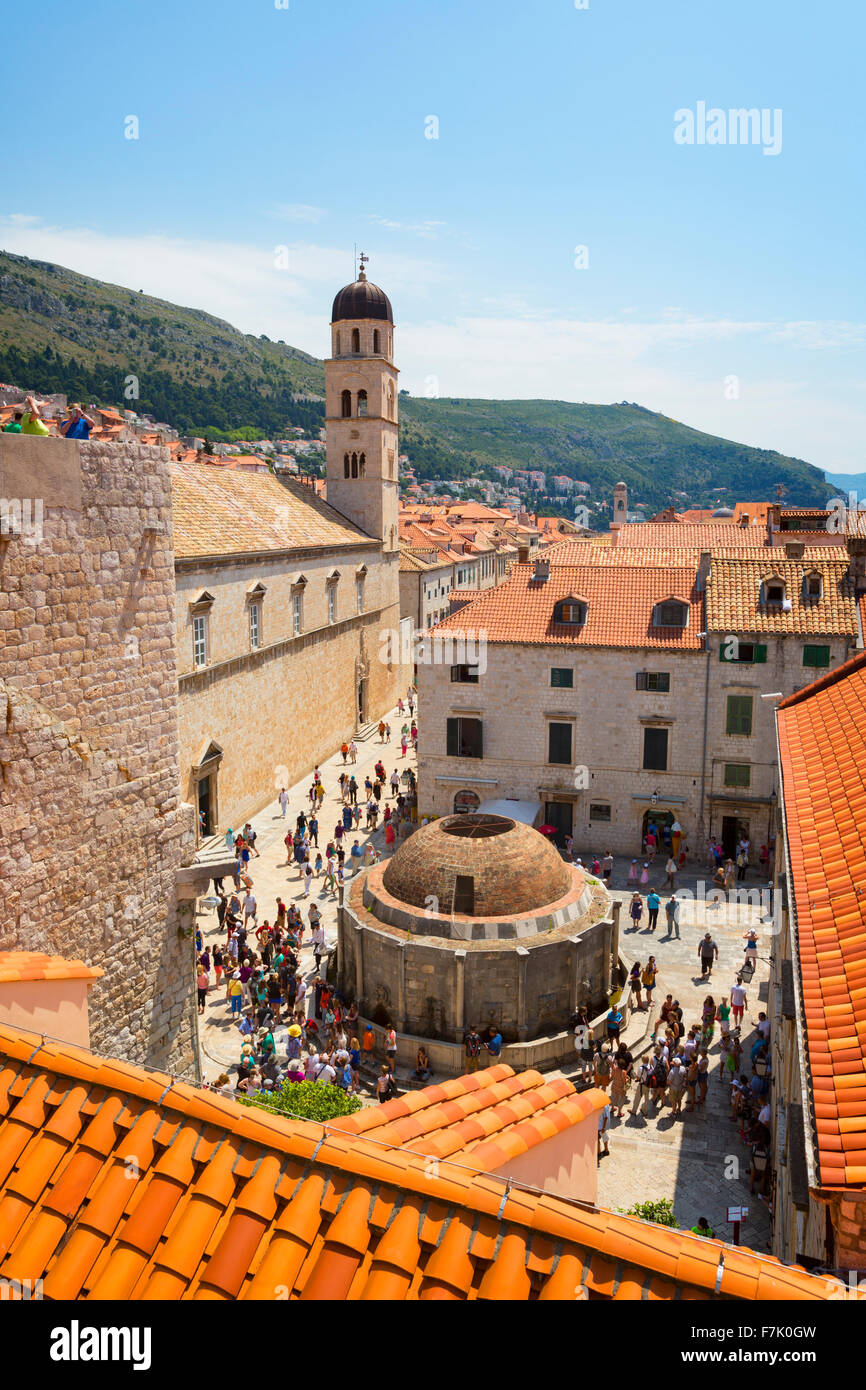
[
  {"left": 381, "top": 814, "right": 573, "bottom": 919},
  {"left": 331, "top": 267, "right": 393, "bottom": 324}
]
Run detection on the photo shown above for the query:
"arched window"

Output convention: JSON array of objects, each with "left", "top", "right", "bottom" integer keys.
[
  {"left": 373, "top": 329, "right": 380, "bottom": 353},
  {"left": 336, "top": 332, "right": 341, "bottom": 355},
  {"left": 359, "top": 452, "right": 366, "bottom": 477},
  {"left": 351, "top": 452, "right": 358, "bottom": 478},
  {"left": 344, "top": 453, "right": 350, "bottom": 478},
  {"left": 357, "top": 390, "right": 368, "bottom": 417},
  {"left": 388, "top": 383, "right": 395, "bottom": 418},
  {"left": 352, "top": 328, "right": 360, "bottom": 353},
  {"left": 341, "top": 389, "right": 352, "bottom": 418}
]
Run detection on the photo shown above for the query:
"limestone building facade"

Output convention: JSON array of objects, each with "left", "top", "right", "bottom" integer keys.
[
  {"left": 417, "top": 543, "right": 862, "bottom": 857},
  {"left": 0, "top": 435, "right": 199, "bottom": 1073}
]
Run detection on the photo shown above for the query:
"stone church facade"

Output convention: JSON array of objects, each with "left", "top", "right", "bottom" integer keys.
[{"left": 174, "top": 266, "right": 408, "bottom": 835}]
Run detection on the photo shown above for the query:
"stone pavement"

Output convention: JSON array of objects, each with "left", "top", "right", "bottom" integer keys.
[
  {"left": 592, "top": 854, "right": 774, "bottom": 1249},
  {"left": 194, "top": 699, "right": 418, "bottom": 1104}
]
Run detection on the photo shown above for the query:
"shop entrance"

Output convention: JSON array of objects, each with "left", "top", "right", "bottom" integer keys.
[
  {"left": 722, "top": 815, "right": 750, "bottom": 860},
  {"left": 543, "top": 800, "right": 573, "bottom": 849}
]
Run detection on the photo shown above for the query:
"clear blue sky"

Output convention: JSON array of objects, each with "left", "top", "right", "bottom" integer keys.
[{"left": 2, "top": 0, "right": 864, "bottom": 471}]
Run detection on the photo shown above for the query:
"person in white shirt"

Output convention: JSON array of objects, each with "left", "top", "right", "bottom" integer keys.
[
  {"left": 730, "top": 978, "right": 748, "bottom": 1026},
  {"left": 316, "top": 1061, "right": 337, "bottom": 1085},
  {"left": 302, "top": 863, "right": 313, "bottom": 897},
  {"left": 243, "top": 892, "right": 257, "bottom": 922}
]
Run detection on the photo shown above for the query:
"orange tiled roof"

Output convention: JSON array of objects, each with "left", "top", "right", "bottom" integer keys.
[
  {"left": 434, "top": 563, "right": 704, "bottom": 649},
  {"left": 170, "top": 461, "right": 374, "bottom": 559},
  {"left": 0, "top": 953, "right": 103, "bottom": 985},
  {"left": 615, "top": 523, "right": 771, "bottom": 549},
  {"left": 707, "top": 557, "right": 858, "bottom": 637},
  {"left": 777, "top": 651, "right": 866, "bottom": 1190},
  {"left": 0, "top": 1026, "right": 846, "bottom": 1300},
  {"left": 330, "top": 1066, "right": 609, "bottom": 1170}
]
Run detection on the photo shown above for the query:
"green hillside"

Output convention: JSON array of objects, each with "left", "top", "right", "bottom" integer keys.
[{"left": 0, "top": 249, "right": 831, "bottom": 509}]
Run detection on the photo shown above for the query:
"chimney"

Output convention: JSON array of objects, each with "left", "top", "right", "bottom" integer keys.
[
  {"left": 697, "top": 550, "right": 712, "bottom": 589},
  {"left": 518, "top": 545, "right": 530, "bottom": 563},
  {"left": 739, "top": 513, "right": 750, "bottom": 528},
  {"left": 533, "top": 558, "right": 550, "bottom": 583},
  {"left": 785, "top": 540, "right": 805, "bottom": 559}
]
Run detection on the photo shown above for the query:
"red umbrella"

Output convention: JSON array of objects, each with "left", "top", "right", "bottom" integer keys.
[{"left": 538, "top": 825, "right": 558, "bottom": 836}]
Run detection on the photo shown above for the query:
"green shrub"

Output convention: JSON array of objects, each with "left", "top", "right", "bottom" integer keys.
[
  {"left": 239, "top": 1079, "right": 361, "bottom": 1123},
  {"left": 622, "top": 1198, "right": 677, "bottom": 1228}
]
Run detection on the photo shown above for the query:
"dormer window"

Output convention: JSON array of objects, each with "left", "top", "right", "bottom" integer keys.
[
  {"left": 654, "top": 600, "right": 688, "bottom": 627},
  {"left": 804, "top": 572, "right": 822, "bottom": 600},
  {"left": 554, "top": 598, "right": 587, "bottom": 625},
  {"left": 762, "top": 579, "right": 785, "bottom": 605}
]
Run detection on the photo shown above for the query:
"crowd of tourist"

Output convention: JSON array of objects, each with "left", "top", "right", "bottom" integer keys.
[{"left": 195, "top": 690, "right": 419, "bottom": 1106}]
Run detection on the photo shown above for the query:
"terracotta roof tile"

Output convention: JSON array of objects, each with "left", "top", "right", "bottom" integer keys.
[
  {"left": 778, "top": 651, "right": 866, "bottom": 1189},
  {"left": 434, "top": 563, "right": 704, "bottom": 649},
  {"left": 170, "top": 462, "right": 374, "bottom": 560},
  {"left": 0, "top": 952, "right": 103, "bottom": 985},
  {"left": 708, "top": 557, "right": 857, "bottom": 636},
  {"left": 0, "top": 1025, "right": 852, "bottom": 1300}
]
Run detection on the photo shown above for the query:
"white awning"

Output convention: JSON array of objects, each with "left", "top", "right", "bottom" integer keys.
[{"left": 476, "top": 798, "right": 542, "bottom": 826}]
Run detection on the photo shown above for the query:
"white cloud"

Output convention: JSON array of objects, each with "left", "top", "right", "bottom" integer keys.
[
  {"left": 269, "top": 203, "right": 327, "bottom": 224},
  {"left": 0, "top": 217, "right": 863, "bottom": 469},
  {"left": 368, "top": 215, "right": 446, "bottom": 239}
]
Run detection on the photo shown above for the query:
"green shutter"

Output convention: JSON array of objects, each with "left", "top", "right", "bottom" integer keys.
[
  {"left": 754, "top": 644, "right": 768, "bottom": 663},
  {"left": 803, "top": 644, "right": 830, "bottom": 668},
  {"left": 726, "top": 695, "right": 753, "bottom": 736}
]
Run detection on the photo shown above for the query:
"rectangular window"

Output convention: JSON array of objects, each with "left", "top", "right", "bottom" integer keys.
[
  {"left": 636, "top": 671, "right": 671, "bottom": 692},
  {"left": 802, "top": 644, "right": 830, "bottom": 668},
  {"left": 193, "top": 614, "right": 207, "bottom": 669},
  {"left": 249, "top": 602, "right": 260, "bottom": 650},
  {"left": 551, "top": 667, "right": 574, "bottom": 688},
  {"left": 446, "top": 717, "right": 483, "bottom": 759},
  {"left": 724, "top": 763, "right": 751, "bottom": 788},
  {"left": 453, "top": 875, "right": 475, "bottom": 915},
  {"left": 642, "top": 727, "right": 668, "bottom": 771},
  {"left": 356, "top": 578, "right": 364, "bottom": 614},
  {"left": 719, "top": 641, "right": 767, "bottom": 664},
  {"left": 548, "top": 721, "right": 573, "bottom": 765},
  {"left": 450, "top": 664, "right": 479, "bottom": 683},
  {"left": 292, "top": 593, "right": 302, "bottom": 635},
  {"left": 726, "top": 694, "right": 753, "bottom": 736},
  {"left": 328, "top": 586, "right": 336, "bottom": 623},
  {"left": 589, "top": 803, "right": 611, "bottom": 821}
]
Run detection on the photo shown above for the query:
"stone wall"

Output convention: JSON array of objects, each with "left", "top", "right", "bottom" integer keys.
[
  {"left": 338, "top": 900, "right": 614, "bottom": 1048},
  {"left": 0, "top": 436, "right": 197, "bottom": 1074}
]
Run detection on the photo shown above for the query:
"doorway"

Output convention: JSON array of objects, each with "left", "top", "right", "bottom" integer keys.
[
  {"left": 543, "top": 800, "right": 573, "bottom": 849},
  {"left": 358, "top": 677, "right": 368, "bottom": 726},
  {"left": 641, "top": 808, "right": 674, "bottom": 854},
  {"left": 722, "top": 815, "right": 749, "bottom": 860},
  {"left": 197, "top": 775, "right": 213, "bottom": 839}
]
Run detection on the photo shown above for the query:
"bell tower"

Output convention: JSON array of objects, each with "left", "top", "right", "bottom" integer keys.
[{"left": 325, "top": 254, "right": 399, "bottom": 553}]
